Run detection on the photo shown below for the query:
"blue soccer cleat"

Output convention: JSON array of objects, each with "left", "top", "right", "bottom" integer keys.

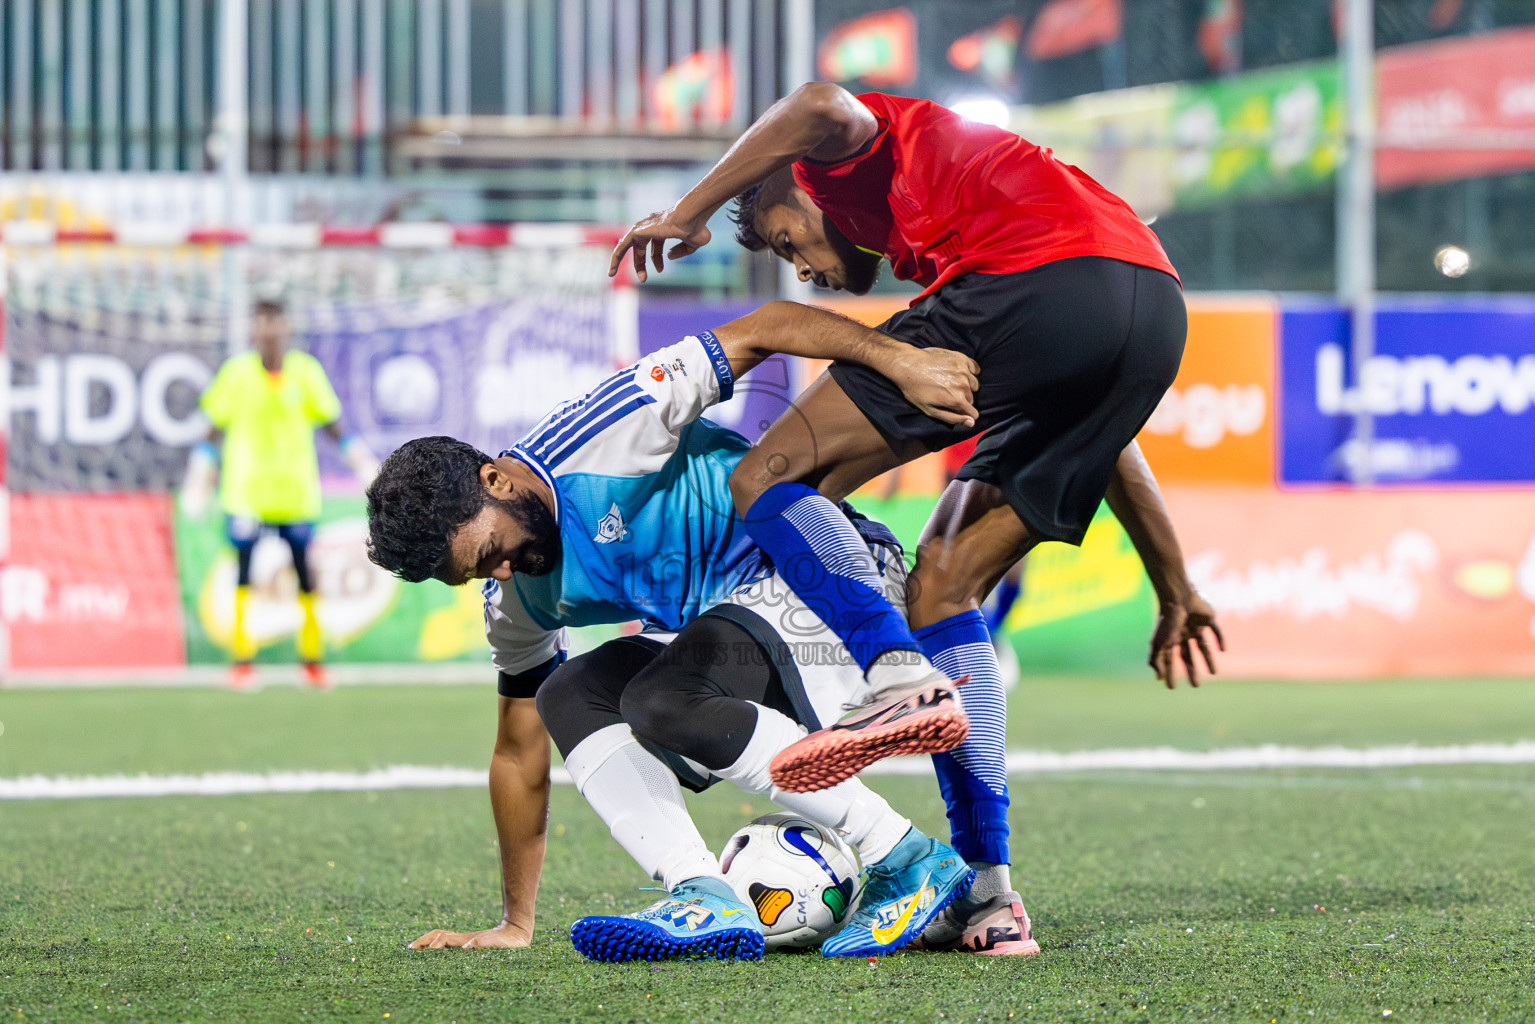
[
  {"left": 821, "top": 830, "right": 974, "bottom": 958},
  {"left": 571, "top": 876, "right": 765, "bottom": 963}
]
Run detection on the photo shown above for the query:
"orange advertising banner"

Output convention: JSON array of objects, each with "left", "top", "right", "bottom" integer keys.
[
  {"left": 1164, "top": 486, "right": 1535, "bottom": 678},
  {"left": 824, "top": 294, "right": 1281, "bottom": 489},
  {"left": 1138, "top": 296, "right": 1277, "bottom": 486}
]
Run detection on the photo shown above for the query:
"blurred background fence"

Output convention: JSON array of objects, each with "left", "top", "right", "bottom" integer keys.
[{"left": 3, "top": 0, "right": 1533, "bottom": 679}]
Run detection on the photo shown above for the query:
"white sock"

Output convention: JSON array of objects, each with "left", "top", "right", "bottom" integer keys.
[
  {"left": 713, "top": 704, "right": 912, "bottom": 866},
  {"left": 959, "top": 862, "right": 1013, "bottom": 907},
  {"left": 563, "top": 724, "right": 723, "bottom": 891},
  {"left": 865, "top": 649, "right": 943, "bottom": 695}
]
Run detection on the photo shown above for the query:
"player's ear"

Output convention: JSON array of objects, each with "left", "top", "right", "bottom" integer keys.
[{"left": 479, "top": 461, "right": 507, "bottom": 496}]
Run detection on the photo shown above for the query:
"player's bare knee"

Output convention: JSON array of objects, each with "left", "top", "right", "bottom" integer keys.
[{"left": 729, "top": 447, "right": 801, "bottom": 513}]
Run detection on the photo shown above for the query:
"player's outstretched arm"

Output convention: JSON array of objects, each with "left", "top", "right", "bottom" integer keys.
[
  {"left": 713, "top": 300, "right": 979, "bottom": 427},
  {"left": 410, "top": 696, "right": 550, "bottom": 949},
  {"left": 610, "top": 82, "right": 878, "bottom": 282},
  {"left": 1104, "top": 441, "right": 1224, "bottom": 688}
]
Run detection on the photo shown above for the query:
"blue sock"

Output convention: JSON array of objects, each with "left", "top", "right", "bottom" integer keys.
[
  {"left": 914, "top": 611, "right": 1010, "bottom": 865},
  {"left": 741, "top": 482, "right": 920, "bottom": 673},
  {"left": 983, "top": 574, "right": 1022, "bottom": 635}
]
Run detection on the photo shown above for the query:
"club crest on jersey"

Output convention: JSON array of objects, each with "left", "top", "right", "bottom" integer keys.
[{"left": 594, "top": 502, "right": 631, "bottom": 544}]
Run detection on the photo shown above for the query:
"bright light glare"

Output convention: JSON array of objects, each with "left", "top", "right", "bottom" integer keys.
[
  {"left": 948, "top": 96, "right": 1012, "bottom": 130},
  {"left": 1434, "top": 245, "right": 1470, "bottom": 278}
]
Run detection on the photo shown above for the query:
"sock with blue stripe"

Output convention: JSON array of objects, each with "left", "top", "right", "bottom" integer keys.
[
  {"left": 914, "top": 610, "right": 1010, "bottom": 866},
  {"left": 741, "top": 482, "right": 921, "bottom": 674}
]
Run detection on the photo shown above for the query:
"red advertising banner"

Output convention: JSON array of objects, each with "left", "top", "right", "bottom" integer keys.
[
  {"left": 4, "top": 494, "right": 186, "bottom": 671},
  {"left": 1377, "top": 26, "right": 1535, "bottom": 188},
  {"left": 1165, "top": 486, "right": 1535, "bottom": 678}
]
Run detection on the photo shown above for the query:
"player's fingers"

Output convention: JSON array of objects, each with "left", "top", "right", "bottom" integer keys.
[
  {"left": 1196, "top": 632, "right": 1218, "bottom": 676},
  {"left": 925, "top": 406, "right": 970, "bottom": 427},
  {"left": 649, "top": 237, "right": 666, "bottom": 274},
  {"left": 630, "top": 236, "right": 648, "bottom": 283},
  {"left": 1156, "top": 645, "right": 1175, "bottom": 687},
  {"left": 609, "top": 233, "right": 635, "bottom": 277},
  {"left": 1181, "top": 640, "right": 1200, "bottom": 688},
  {"left": 1210, "top": 620, "right": 1227, "bottom": 652},
  {"left": 410, "top": 930, "right": 444, "bottom": 949},
  {"left": 667, "top": 241, "right": 697, "bottom": 261}
]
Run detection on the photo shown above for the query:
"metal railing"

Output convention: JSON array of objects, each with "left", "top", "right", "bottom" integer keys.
[{"left": 1, "top": 0, "right": 809, "bottom": 175}]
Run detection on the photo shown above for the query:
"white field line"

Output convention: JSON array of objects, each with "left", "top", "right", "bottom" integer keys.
[{"left": 5, "top": 742, "right": 1535, "bottom": 801}]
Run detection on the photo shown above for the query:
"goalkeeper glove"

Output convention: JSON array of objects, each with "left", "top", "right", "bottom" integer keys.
[
  {"left": 180, "top": 441, "right": 218, "bottom": 517},
  {"left": 341, "top": 434, "right": 380, "bottom": 486}
]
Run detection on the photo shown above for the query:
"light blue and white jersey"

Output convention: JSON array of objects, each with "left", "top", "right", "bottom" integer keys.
[{"left": 483, "top": 332, "right": 771, "bottom": 677}]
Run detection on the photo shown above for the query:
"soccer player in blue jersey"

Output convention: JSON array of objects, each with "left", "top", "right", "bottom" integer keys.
[{"left": 366, "top": 307, "right": 982, "bottom": 961}]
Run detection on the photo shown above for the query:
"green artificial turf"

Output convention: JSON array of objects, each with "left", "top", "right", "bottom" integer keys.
[
  {"left": 3, "top": 678, "right": 1535, "bottom": 1022},
  {"left": 4, "top": 675, "right": 1535, "bottom": 778}
]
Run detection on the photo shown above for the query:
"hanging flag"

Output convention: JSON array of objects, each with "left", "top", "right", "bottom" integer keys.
[
  {"left": 1197, "top": 0, "right": 1243, "bottom": 74},
  {"left": 651, "top": 50, "right": 734, "bottom": 130},
  {"left": 818, "top": 7, "right": 918, "bottom": 87},
  {"left": 1025, "top": 0, "right": 1122, "bottom": 61},
  {"left": 948, "top": 15, "right": 1024, "bottom": 88},
  {"left": 1427, "top": 0, "right": 1463, "bottom": 30}
]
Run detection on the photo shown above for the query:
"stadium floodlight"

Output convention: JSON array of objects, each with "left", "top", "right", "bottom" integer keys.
[
  {"left": 947, "top": 95, "right": 1012, "bottom": 130},
  {"left": 1434, "top": 245, "right": 1471, "bottom": 278}
]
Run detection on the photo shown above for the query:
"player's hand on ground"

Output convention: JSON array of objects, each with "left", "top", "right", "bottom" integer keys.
[
  {"left": 887, "top": 346, "right": 981, "bottom": 427},
  {"left": 1150, "top": 591, "right": 1224, "bottom": 688},
  {"left": 409, "top": 922, "right": 532, "bottom": 949},
  {"left": 610, "top": 208, "right": 712, "bottom": 282}
]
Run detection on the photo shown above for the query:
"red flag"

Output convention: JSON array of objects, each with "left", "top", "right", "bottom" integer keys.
[
  {"left": 818, "top": 8, "right": 919, "bottom": 87},
  {"left": 948, "top": 15, "right": 1024, "bottom": 88},
  {"left": 1025, "top": 0, "right": 1122, "bottom": 61},
  {"left": 1197, "top": 0, "right": 1243, "bottom": 74}
]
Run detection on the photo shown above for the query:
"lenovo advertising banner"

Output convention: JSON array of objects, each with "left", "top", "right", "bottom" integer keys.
[{"left": 1281, "top": 299, "right": 1535, "bottom": 485}]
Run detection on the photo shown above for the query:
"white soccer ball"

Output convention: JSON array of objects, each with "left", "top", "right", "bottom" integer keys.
[{"left": 719, "top": 812, "right": 861, "bottom": 950}]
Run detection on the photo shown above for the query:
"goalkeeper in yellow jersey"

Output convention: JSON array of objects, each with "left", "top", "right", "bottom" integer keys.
[{"left": 183, "top": 298, "right": 378, "bottom": 689}]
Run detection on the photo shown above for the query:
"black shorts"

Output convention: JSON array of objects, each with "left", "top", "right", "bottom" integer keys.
[{"left": 828, "top": 256, "right": 1186, "bottom": 545}]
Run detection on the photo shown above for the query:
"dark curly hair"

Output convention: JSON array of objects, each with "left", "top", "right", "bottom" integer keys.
[
  {"left": 366, "top": 436, "right": 494, "bottom": 584},
  {"left": 728, "top": 167, "right": 796, "bottom": 252}
]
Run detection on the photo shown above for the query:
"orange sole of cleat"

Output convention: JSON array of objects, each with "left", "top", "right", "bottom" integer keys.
[
  {"left": 970, "top": 938, "right": 1041, "bottom": 956},
  {"left": 768, "top": 706, "right": 969, "bottom": 793}
]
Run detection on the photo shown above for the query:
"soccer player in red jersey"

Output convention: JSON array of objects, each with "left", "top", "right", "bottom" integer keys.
[{"left": 613, "top": 84, "right": 1222, "bottom": 953}]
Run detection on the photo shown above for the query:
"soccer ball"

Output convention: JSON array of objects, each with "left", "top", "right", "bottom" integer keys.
[{"left": 719, "top": 812, "right": 861, "bottom": 950}]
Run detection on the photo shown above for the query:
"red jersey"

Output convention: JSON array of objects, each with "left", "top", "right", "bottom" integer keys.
[{"left": 793, "top": 93, "right": 1179, "bottom": 303}]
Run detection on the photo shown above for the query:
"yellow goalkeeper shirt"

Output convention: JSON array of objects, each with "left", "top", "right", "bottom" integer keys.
[{"left": 200, "top": 350, "right": 343, "bottom": 523}]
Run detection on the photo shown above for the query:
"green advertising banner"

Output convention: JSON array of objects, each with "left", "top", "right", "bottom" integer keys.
[
  {"left": 1011, "top": 59, "right": 1343, "bottom": 215},
  {"left": 1170, "top": 60, "right": 1343, "bottom": 207},
  {"left": 855, "top": 496, "right": 1156, "bottom": 674},
  {"left": 175, "top": 496, "right": 488, "bottom": 665}
]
